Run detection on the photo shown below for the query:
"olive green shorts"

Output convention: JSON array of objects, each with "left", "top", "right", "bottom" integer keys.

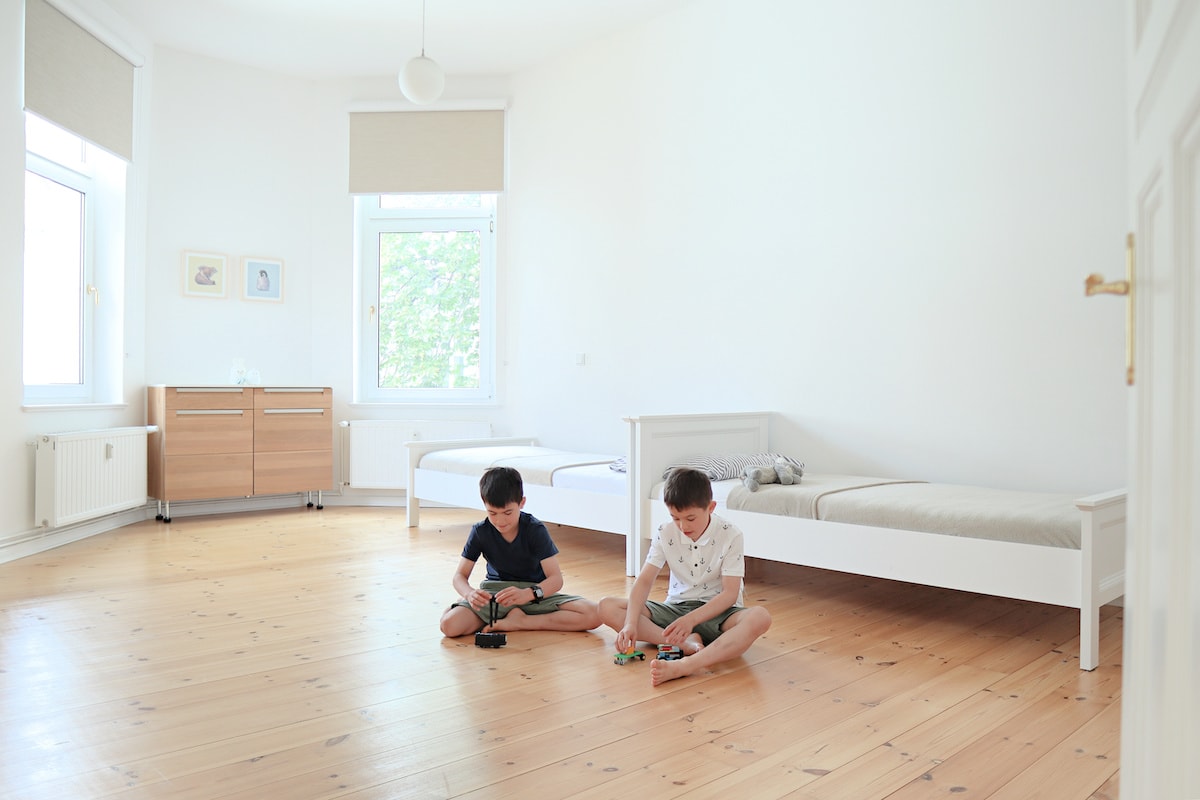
[
  {"left": 645, "top": 599, "right": 742, "bottom": 645},
  {"left": 451, "top": 580, "right": 584, "bottom": 624}
]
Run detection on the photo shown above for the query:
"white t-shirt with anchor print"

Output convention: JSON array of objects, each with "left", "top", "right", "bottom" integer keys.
[{"left": 646, "top": 513, "right": 745, "bottom": 607}]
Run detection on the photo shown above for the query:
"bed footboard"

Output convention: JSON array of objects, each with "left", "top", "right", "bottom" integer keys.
[
  {"left": 625, "top": 412, "right": 771, "bottom": 575},
  {"left": 1076, "top": 488, "right": 1127, "bottom": 670},
  {"left": 405, "top": 437, "right": 536, "bottom": 527}
]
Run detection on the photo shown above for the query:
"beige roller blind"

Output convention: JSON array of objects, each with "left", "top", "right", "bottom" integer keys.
[
  {"left": 349, "top": 110, "right": 505, "bottom": 194},
  {"left": 24, "top": 0, "right": 136, "bottom": 161}
]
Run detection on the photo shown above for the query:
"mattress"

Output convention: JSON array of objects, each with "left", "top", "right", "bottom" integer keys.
[
  {"left": 548, "top": 462, "right": 627, "bottom": 494},
  {"left": 419, "top": 445, "right": 622, "bottom": 489},
  {"left": 655, "top": 473, "right": 1083, "bottom": 550}
]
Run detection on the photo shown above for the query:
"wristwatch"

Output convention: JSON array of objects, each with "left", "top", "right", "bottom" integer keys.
[{"left": 530, "top": 585, "right": 544, "bottom": 603}]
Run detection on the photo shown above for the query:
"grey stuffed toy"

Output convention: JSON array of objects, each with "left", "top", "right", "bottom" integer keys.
[
  {"left": 773, "top": 457, "right": 803, "bottom": 485},
  {"left": 743, "top": 458, "right": 804, "bottom": 491},
  {"left": 741, "top": 464, "right": 777, "bottom": 491}
]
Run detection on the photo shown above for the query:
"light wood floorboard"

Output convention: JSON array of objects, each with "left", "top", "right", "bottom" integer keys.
[{"left": 0, "top": 507, "right": 1122, "bottom": 799}]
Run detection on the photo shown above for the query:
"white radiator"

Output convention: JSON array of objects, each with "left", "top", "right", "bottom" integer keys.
[
  {"left": 34, "top": 426, "right": 150, "bottom": 528},
  {"left": 342, "top": 420, "right": 491, "bottom": 489}
]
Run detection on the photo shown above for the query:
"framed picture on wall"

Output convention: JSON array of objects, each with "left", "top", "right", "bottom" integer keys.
[
  {"left": 182, "top": 251, "right": 229, "bottom": 298},
  {"left": 242, "top": 257, "right": 283, "bottom": 302}
]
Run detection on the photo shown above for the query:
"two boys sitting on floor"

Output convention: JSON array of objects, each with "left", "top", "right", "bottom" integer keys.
[{"left": 439, "top": 465, "right": 771, "bottom": 686}]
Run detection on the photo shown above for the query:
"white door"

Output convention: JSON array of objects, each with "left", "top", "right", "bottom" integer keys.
[{"left": 1120, "top": 1, "right": 1200, "bottom": 797}]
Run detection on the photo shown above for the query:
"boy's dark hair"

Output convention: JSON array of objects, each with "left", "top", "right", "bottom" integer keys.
[
  {"left": 479, "top": 466, "right": 523, "bottom": 507},
  {"left": 662, "top": 466, "right": 713, "bottom": 510}
]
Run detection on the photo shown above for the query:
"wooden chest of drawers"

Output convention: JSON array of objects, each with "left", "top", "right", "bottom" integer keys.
[
  {"left": 147, "top": 386, "right": 333, "bottom": 514},
  {"left": 252, "top": 388, "right": 335, "bottom": 495}
]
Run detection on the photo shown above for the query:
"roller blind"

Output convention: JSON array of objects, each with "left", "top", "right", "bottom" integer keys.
[
  {"left": 24, "top": 0, "right": 136, "bottom": 161},
  {"left": 348, "top": 110, "right": 505, "bottom": 194}
]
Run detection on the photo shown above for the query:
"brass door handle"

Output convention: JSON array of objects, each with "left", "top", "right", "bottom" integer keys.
[
  {"left": 1084, "top": 232, "right": 1135, "bottom": 386},
  {"left": 1084, "top": 274, "right": 1128, "bottom": 295}
]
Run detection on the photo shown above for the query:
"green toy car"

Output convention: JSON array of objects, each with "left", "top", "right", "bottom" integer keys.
[{"left": 613, "top": 649, "right": 645, "bottom": 665}]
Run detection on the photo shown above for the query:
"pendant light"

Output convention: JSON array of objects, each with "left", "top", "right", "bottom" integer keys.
[{"left": 399, "top": 0, "right": 445, "bottom": 104}]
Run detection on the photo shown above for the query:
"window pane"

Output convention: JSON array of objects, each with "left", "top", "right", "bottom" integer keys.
[
  {"left": 26, "top": 112, "right": 85, "bottom": 167},
  {"left": 377, "top": 230, "right": 481, "bottom": 390},
  {"left": 24, "top": 170, "right": 84, "bottom": 386}
]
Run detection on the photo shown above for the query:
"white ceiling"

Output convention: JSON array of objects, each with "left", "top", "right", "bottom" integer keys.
[{"left": 101, "top": 0, "right": 688, "bottom": 80}]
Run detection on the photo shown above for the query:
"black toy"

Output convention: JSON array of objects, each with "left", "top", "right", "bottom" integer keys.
[{"left": 475, "top": 594, "right": 506, "bottom": 648}]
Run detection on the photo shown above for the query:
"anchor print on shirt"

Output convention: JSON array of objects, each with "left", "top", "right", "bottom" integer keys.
[
  {"left": 681, "top": 537, "right": 719, "bottom": 583},
  {"left": 661, "top": 521, "right": 738, "bottom": 594}
]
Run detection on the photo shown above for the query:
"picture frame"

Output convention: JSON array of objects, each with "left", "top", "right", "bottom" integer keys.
[
  {"left": 182, "top": 251, "right": 229, "bottom": 298},
  {"left": 242, "top": 257, "right": 284, "bottom": 303}
]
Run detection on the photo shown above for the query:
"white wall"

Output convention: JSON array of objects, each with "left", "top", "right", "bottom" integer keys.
[
  {"left": 0, "top": 0, "right": 1127, "bottom": 553},
  {"left": 142, "top": 49, "right": 322, "bottom": 388},
  {"left": 503, "top": 0, "right": 1128, "bottom": 494}
]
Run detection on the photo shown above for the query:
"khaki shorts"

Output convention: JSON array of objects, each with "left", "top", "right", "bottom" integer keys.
[
  {"left": 451, "top": 580, "right": 584, "bottom": 624},
  {"left": 645, "top": 599, "right": 742, "bottom": 645}
]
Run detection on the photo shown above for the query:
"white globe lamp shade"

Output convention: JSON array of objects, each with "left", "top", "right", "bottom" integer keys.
[{"left": 399, "top": 56, "right": 445, "bottom": 105}]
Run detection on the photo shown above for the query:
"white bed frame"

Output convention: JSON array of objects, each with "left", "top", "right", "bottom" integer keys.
[
  {"left": 405, "top": 436, "right": 630, "bottom": 549},
  {"left": 626, "top": 412, "right": 1127, "bottom": 671}
]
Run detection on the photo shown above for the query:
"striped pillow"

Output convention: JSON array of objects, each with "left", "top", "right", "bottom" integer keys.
[{"left": 663, "top": 453, "right": 804, "bottom": 482}]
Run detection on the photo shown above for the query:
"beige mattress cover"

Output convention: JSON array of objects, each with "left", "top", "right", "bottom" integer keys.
[
  {"left": 419, "top": 445, "right": 618, "bottom": 486},
  {"left": 724, "top": 473, "right": 1081, "bottom": 549}
]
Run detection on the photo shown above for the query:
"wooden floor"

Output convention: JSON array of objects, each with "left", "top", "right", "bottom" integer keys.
[{"left": 0, "top": 506, "right": 1122, "bottom": 799}]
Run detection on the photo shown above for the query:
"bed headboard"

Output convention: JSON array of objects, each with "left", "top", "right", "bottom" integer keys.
[{"left": 622, "top": 412, "right": 770, "bottom": 574}]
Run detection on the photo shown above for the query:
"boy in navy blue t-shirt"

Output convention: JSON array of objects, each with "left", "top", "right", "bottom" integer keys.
[{"left": 439, "top": 466, "right": 601, "bottom": 637}]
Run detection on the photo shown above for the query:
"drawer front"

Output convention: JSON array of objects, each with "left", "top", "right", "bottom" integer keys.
[
  {"left": 254, "top": 450, "right": 334, "bottom": 495},
  {"left": 162, "top": 453, "right": 254, "bottom": 500},
  {"left": 253, "top": 387, "right": 332, "bottom": 410},
  {"left": 165, "top": 386, "right": 253, "bottom": 411},
  {"left": 254, "top": 407, "right": 333, "bottom": 453},
  {"left": 165, "top": 410, "right": 254, "bottom": 455}
]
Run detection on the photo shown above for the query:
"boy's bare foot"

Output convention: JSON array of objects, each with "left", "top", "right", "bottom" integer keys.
[
  {"left": 650, "top": 656, "right": 704, "bottom": 686},
  {"left": 681, "top": 636, "right": 704, "bottom": 655}
]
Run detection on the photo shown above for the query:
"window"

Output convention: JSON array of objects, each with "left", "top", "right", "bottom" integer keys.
[
  {"left": 356, "top": 194, "right": 496, "bottom": 404},
  {"left": 23, "top": 112, "right": 126, "bottom": 405}
]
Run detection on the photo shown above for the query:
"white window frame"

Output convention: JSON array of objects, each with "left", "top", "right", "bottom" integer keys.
[
  {"left": 354, "top": 194, "right": 497, "bottom": 405},
  {"left": 22, "top": 113, "right": 125, "bottom": 407}
]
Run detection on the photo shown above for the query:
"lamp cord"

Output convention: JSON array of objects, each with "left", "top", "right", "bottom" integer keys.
[{"left": 420, "top": 0, "right": 427, "bottom": 57}]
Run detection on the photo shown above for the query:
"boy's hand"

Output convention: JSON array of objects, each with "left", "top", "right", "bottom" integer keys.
[
  {"left": 662, "top": 616, "right": 695, "bottom": 645},
  {"left": 615, "top": 626, "right": 638, "bottom": 654},
  {"left": 465, "top": 587, "right": 491, "bottom": 610},
  {"left": 492, "top": 585, "right": 532, "bottom": 607}
]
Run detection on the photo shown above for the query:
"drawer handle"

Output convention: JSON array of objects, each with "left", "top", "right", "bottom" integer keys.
[
  {"left": 261, "top": 388, "right": 325, "bottom": 393},
  {"left": 175, "top": 409, "right": 245, "bottom": 416},
  {"left": 263, "top": 408, "right": 326, "bottom": 414},
  {"left": 175, "top": 387, "right": 246, "bottom": 393}
]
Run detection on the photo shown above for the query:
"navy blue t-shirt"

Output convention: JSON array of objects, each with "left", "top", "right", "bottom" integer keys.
[{"left": 461, "top": 511, "right": 558, "bottom": 582}]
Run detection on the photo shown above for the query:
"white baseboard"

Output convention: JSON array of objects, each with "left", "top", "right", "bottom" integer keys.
[
  {"left": 0, "top": 491, "right": 371, "bottom": 564},
  {"left": 1, "top": 492, "right": 489, "bottom": 564},
  {"left": 1, "top": 506, "right": 152, "bottom": 565}
]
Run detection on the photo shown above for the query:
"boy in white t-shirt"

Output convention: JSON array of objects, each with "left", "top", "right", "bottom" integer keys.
[{"left": 598, "top": 466, "right": 772, "bottom": 686}]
